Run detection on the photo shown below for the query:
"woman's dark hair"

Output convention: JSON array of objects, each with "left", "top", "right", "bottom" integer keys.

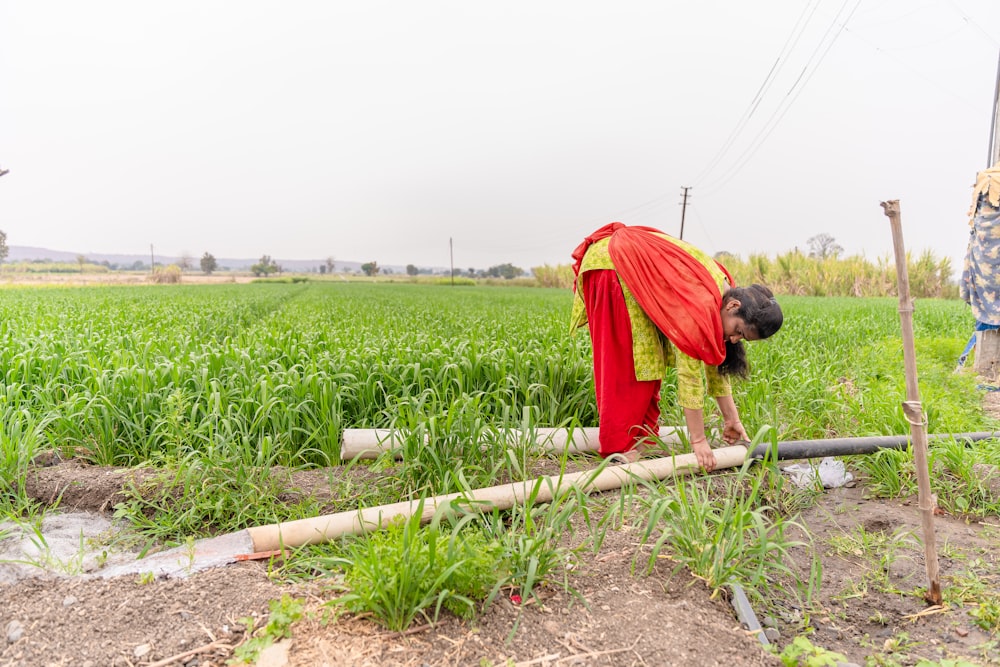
[{"left": 717, "top": 284, "right": 783, "bottom": 378}]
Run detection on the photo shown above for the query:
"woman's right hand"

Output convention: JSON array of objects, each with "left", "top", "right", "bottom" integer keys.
[{"left": 690, "top": 437, "right": 717, "bottom": 471}]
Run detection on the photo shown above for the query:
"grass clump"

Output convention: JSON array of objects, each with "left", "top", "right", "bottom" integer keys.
[
  {"left": 113, "top": 449, "right": 322, "bottom": 541},
  {"left": 0, "top": 407, "right": 48, "bottom": 517},
  {"left": 473, "top": 472, "right": 593, "bottom": 606},
  {"left": 279, "top": 482, "right": 590, "bottom": 632},
  {"left": 638, "top": 457, "right": 817, "bottom": 606},
  {"left": 326, "top": 508, "right": 501, "bottom": 631},
  {"left": 851, "top": 436, "right": 1000, "bottom": 517}
]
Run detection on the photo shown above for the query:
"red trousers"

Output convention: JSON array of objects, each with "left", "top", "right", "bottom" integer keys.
[{"left": 582, "top": 269, "right": 661, "bottom": 457}]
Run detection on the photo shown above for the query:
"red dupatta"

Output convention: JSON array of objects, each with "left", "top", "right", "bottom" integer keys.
[{"left": 571, "top": 222, "right": 734, "bottom": 366}]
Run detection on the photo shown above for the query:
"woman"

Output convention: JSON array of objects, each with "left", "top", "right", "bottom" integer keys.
[{"left": 570, "top": 222, "right": 783, "bottom": 470}]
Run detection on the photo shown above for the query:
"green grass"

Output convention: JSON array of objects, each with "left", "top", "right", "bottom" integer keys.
[
  {"left": 278, "top": 489, "right": 587, "bottom": 631},
  {"left": 850, "top": 436, "right": 1000, "bottom": 517},
  {"left": 637, "top": 457, "right": 817, "bottom": 604},
  {"left": 0, "top": 285, "right": 991, "bottom": 487}
]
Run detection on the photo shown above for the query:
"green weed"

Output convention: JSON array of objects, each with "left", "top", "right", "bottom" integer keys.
[
  {"left": 230, "top": 595, "right": 304, "bottom": 664},
  {"left": 638, "top": 458, "right": 814, "bottom": 602},
  {"left": 775, "top": 635, "right": 848, "bottom": 666},
  {"left": 325, "top": 505, "right": 500, "bottom": 631}
]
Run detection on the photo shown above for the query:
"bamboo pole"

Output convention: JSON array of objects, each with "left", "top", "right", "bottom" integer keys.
[
  {"left": 248, "top": 445, "right": 748, "bottom": 551},
  {"left": 880, "top": 199, "right": 942, "bottom": 605},
  {"left": 100, "top": 446, "right": 747, "bottom": 579}
]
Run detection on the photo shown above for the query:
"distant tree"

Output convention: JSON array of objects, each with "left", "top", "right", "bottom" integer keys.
[
  {"left": 319, "top": 265, "right": 327, "bottom": 274},
  {"left": 326, "top": 256, "right": 336, "bottom": 274},
  {"left": 406, "top": 264, "right": 418, "bottom": 276},
  {"left": 467, "top": 267, "right": 476, "bottom": 277},
  {"left": 76, "top": 254, "right": 87, "bottom": 272},
  {"left": 486, "top": 263, "right": 524, "bottom": 280},
  {"left": 177, "top": 252, "right": 193, "bottom": 271},
  {"left": 714, "top": 251, "right": 737, "bottom": 264},
  {"left": 130, "top": 260, "right": 146, "bottom": 271},
  {"left": 807, "top": 233, "right": 843, "bottom": 260},
  {"left": 200, "top": 252, "right": 218, "bottom": 275},
  {"left": 361, "top": 261, "right": 379, "bottom": 277},
  {"left": 0, "top": 230, "right": 8, "bottom": 264},
  {"left": 251, "top": 254, "right": 279, "bottom": 277}
]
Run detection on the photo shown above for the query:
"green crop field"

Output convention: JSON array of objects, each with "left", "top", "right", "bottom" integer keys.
[{"left": 0, "top": 282, "right": 989, "bottom": 471}]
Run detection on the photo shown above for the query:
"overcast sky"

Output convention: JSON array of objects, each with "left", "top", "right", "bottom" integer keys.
[{"left": 2, "top": 1, "right": 999, "bottom": 272}]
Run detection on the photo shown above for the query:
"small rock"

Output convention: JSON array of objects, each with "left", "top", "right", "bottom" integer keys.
[
  {"left": 887, "top": 560, "right": 911, "bottom": 580},
  {"left": 763, "top": 628, "right": 780, "bottom": 642},
  {"left": 956, "top": 627, "right": 970, "bottom": 637},
  {"left": 82, "top": 662, "right": 95, "bottom": 667},
  {"left": 256, "top": 639, "right": 291, "bottom": 667},
  {"left": 133, "top": 644, "right": 152, "bottom": 659},
  {"left": 62, "top": 595, "right": 78, "bottom": 607},
  {"left": 6, "top": 620, "right": 24, "bottom": 643},
  {"left": 30, "top": 450, "right": 61, "bottom": 467},
  {"left": 762, "top": 615, "right": 779, "bottom": 629}
]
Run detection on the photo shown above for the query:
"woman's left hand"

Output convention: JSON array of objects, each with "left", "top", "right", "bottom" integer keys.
[{"left": 722, "top": 420, "right": 749, "bottom": 444}]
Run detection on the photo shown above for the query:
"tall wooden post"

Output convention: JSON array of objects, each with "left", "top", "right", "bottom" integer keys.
[
  {"left": 880, "top": 199, "right": 942, "bottom": 606},
  {"left": 988, "top": 49, "right": 1000, "bottom": 168}
]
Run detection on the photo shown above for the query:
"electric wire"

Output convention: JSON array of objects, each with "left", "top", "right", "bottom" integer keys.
[
  {"left": 948, "top": 0, "right": 999, "bottom": 47},
  {"left": 690, "top": 0, "right": 823, "bottom": 188},
  {"left": 698, "top": 0, "right": 863, "bottom": 198}
]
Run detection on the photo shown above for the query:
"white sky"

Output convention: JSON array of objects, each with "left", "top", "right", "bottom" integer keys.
[{"left": 2, "top": 1, "right": 999, "bottom": 272}]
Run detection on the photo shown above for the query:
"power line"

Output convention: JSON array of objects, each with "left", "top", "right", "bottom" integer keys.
[
  {"left": 948, "top": 0, "right": 999, "bottom": 47},
  {"left": 691, "top": 0, "right": 823, "bottom": 188},
  {"left": 698, "top": 0, "right": 863, "bottom": 197}
]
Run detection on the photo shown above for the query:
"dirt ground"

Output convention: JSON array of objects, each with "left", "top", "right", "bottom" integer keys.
[{"left": 3, "top": 454, "right": 999, "bottom": 667}]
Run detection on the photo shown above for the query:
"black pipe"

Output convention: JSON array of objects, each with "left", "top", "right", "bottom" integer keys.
[
  {"left": 729, "top": 582, "right": 769, "bottom": 647},
  {"left": 748, "top": 432, "right": 1000, "bottom": 461}
]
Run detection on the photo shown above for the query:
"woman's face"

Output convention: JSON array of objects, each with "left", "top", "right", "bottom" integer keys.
[{"left": 720, "top": 299, "right": 758, "bottom": 344}]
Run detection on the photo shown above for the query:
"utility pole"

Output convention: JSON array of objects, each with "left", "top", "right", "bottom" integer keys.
[
  {"left": 679, "top": 187, "right": 691, "bottom": 240},
  {"left": 449, "top": 237, "right": 454, "bottom": 286},
  {"left": 150, "top": 244, "right": 155, "bottom": 273},
  {"left": 989, "top": 49, "right": 1000, "bottom": 168}
]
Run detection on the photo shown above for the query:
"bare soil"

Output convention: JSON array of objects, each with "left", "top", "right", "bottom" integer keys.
[{"left": 3, "top": 456, "right": 999, "bottom": 667}]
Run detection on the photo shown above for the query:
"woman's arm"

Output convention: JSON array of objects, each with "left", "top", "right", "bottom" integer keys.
[
  {"left": 714, "top": 394, "right": 749, "bottom": 444},
  {"left": 683, "top": 407, "right": 717, "bottom": 471}
]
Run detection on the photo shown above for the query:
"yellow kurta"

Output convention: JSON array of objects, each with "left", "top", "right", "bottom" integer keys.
[{"left": 570, "top": 235, "right": 731, "bottom": 410}]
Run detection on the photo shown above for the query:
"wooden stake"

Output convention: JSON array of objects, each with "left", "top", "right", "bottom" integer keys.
[{"left": 880, "top": 199, "right": 942, "bottom": 605}]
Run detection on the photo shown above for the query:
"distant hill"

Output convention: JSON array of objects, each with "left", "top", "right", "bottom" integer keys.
[{"left": 5, "top": 246, "right": 440, "bottom": 275}]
